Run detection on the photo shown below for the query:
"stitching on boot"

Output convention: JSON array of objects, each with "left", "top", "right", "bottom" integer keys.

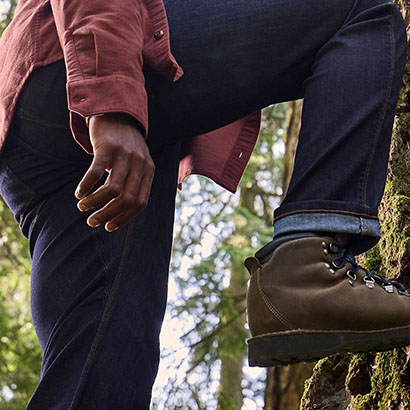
[{"left": 256, "top": 268, "right": 296, "bottom": 330}]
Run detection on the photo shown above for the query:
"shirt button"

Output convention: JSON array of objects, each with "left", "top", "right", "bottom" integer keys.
[{"left": 154, "top": 30, "right": 165, "bottom": 40}]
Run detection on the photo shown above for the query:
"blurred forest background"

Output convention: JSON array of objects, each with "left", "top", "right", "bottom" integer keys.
[{"left": 0, "top": 1, "right": 409, "bottom": 409}]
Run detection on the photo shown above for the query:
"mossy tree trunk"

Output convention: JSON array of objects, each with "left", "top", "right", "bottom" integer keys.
[
  {"left": 216, "top": 259, "right": 247, "bottom": 410},
  {"left": 281, "top": 100, "right": 303, "bottom": 197},
  {"left": 216, "top": 189, "right": 250, "bottom": 410},
  {"left": 301, "top": 3, "right": 410, "bottom": 409}
]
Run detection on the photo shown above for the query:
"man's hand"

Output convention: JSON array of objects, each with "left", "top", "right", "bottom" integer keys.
[{"left": 75, "top": 113, "right": 155, "bottom": 232}]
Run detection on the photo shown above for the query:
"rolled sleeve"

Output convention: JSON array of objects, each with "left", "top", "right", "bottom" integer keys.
[{"left": 50, "top": 0, "right": 147, "bottom": 152}]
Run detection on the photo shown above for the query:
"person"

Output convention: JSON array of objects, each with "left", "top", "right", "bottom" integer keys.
[{"left": 0, "top": 0, "right": 407, "bottom": 408}]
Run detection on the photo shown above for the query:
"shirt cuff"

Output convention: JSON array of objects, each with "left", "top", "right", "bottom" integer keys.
[{"left": 67, "top": 75, "right": 148, "bottom": 154}]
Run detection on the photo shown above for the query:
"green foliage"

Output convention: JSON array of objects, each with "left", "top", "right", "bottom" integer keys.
[
  {"left": 0, "top": 199, "right": 42, "bottom": 408},
  {"left": 0, "top": 5, "right": 41, "bottom": 407},
  {"left": 0, "top": 0, "right": 16, "bottom": 36}
]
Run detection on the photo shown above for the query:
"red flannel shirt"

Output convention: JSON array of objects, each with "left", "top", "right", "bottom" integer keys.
[{"left": 0, "top": 0, "right": 261, "bottom": 192}]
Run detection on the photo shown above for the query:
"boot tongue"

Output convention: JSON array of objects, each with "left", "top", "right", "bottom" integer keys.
[
  {"left": 333, "top": 233, "right": 350, "bottom": 247},
  {"left": 254, "top": 233, "right": 351, "bottom": 266}
]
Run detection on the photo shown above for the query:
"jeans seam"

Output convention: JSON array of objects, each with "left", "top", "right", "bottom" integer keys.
[
  {"left": 361, "top": 217, "right": 370, "bottom": 234},
  {"left": 18, "top": 108, "right": 71, "bottom": 130},
  {"left": 17, "top": 59, "right": 70, "bottom": 130},
  {"left": 2, "top": 159, "right": 35, "bottom": 195},
  {"left": 12, "top": 135, "right": 91, "bottom": 165},
  {"left": 69, "top": 218, "right": 135, "bottom": 410},
  {"left": 360, "top": 9, "right": 395, "bottom": 206},
  {"left": 92, "top": 228, "right": 113, "bottom": 302},
  {"left": 27, "top": 197, "right": 48, "bottom": 256},
  {"left": 27, "top": 197, "right": 47, "bottom": 239},
  {"left": 18, "top": 70, "right": 36, "bottom": 115},
  {"left": 2, "top": 160, "right": 37, "bottom": 225},
  {"left": 38, "top": 224, "right": 114, "bottom": 364}
]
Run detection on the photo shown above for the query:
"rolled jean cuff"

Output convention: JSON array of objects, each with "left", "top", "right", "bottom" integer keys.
[{"left": 273, "top": 212, "right": 380, "bottom": 255}]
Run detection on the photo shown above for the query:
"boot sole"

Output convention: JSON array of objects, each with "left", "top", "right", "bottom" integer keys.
[{"left": 247, "top": 327, "right": 410, "bottom": 367}]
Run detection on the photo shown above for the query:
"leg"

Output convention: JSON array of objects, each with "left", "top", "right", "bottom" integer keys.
[
  {"left": 0, "top": 61, "right": 180, "bottom": 409},
  {"left": 0, "top": 0, "right": 406, "bottom": 403},
  {"left": 274, "top": 0, "right": 407, "bottom": 254},
  {"left": 146, "top": 0, "right": 360, "bottom": 143},
  {"left": 146, "top": 0, "right": 406, "bottom": 255}
]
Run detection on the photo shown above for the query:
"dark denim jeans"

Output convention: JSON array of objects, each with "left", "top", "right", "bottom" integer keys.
[
  {"left": 0, "top": 59, "right": 180, "bottom": 409},
  {"left": 0, "top": 0, "right": 406, "bottom": 408}
]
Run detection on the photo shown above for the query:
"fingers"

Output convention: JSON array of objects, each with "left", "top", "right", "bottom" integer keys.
[
  {"left": 104, "top": 172, "right": 154, "bottom": 231},
  {"left": 75, "top": 150, "right": 112, "bottom": 199},
  {"left": 75, "top": 114, "right": 155, "bottom": 231},
  {"left": 77, "top": 153, "right": 154, "bottom": 231},
  {"left": 77, "top": 153, "right": 132, "bottom": 213}
]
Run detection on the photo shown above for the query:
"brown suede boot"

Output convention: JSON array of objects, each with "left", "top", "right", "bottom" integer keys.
[{"left": 244, "top": 235, "right": 410, "bottom": 367}]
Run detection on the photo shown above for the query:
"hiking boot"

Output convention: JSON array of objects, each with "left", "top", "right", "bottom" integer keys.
[{"left": 244, "top": 235, "right": 410, "bottom": 367}]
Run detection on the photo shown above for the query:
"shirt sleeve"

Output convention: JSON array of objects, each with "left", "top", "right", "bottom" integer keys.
[{"left": 50, "top": 0, "right": 148, "bottom": 153}]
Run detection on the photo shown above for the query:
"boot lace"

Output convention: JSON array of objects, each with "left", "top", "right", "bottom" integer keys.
[{"left": 323, "top": 240, "right": 410, "bottom": 296}]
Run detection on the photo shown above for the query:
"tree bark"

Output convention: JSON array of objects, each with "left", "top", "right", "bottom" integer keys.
[
  {"left": 301, "top": 3, "right": 410, "bottom": 408},
  {"left": 217, "top": 188, "right": 254, "bottom": 410},
  {"left": 281, "top": 100, "right": 303, "bottom": 199},
  {"left": 216, "top": 258, "right": 247, "bottom": 410}
]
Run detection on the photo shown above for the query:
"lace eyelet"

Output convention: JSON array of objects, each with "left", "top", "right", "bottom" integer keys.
[
  {"left": 398, "top": 288, "right": 410, "bottom": 297},
  {"left": 323, "top": 249, "right": 329, "bottom": 256},
  {"left": 347, "top": 270, "right": 357, "bottom": 286},
  {"left": 382, "top": 283, "right": 394, "bottom": 293},
  {"left": 325, "top": 263, "right": 335, "bottom": 274},
  {"left": 329, "top": 242, "right": 339, "bottom": 253},
  {"left": 322, "top": 241, "right": 327, "bottom": 249},
  {"left": 363, "top": 276, "right": 375, "bottom": 289},
  {"left": 331, "top": 259, "right": 342, "bottom": 269}
]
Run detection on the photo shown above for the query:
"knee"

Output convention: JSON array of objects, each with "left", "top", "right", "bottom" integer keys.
[
  {"left": 353, "top": 0, "right": 406, "bottom": 41},
  {"left": 353, "top": 0, "right": 404, "bottom": 18}
]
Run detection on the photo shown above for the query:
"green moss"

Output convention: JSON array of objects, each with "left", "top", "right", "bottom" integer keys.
[
  {"left": 378, "top": 125, "right": 410, "bottom": 279},
  {"left": 363, "top": 247, "right": 382, "bottom": 273},
  {"left": 300, "top": 354, "right": 350, "bottom": 409},
  {"left": 349, "top": 394, "right": 373, "bottom": 410},
  {"left": 347, "top": 350, "right": 410, "bottom": 409},
  {"left": 345, "top": 354, "right": 368, "bottom": 391},
  {"left": 301, "top": 90, "right": 410, "bottom": 410},
  {"left": 395, "top": 113, "right": 410, "bottom": 131},
  {"left": 353, "top": 120, "right": 410, "bottom": 408}
]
